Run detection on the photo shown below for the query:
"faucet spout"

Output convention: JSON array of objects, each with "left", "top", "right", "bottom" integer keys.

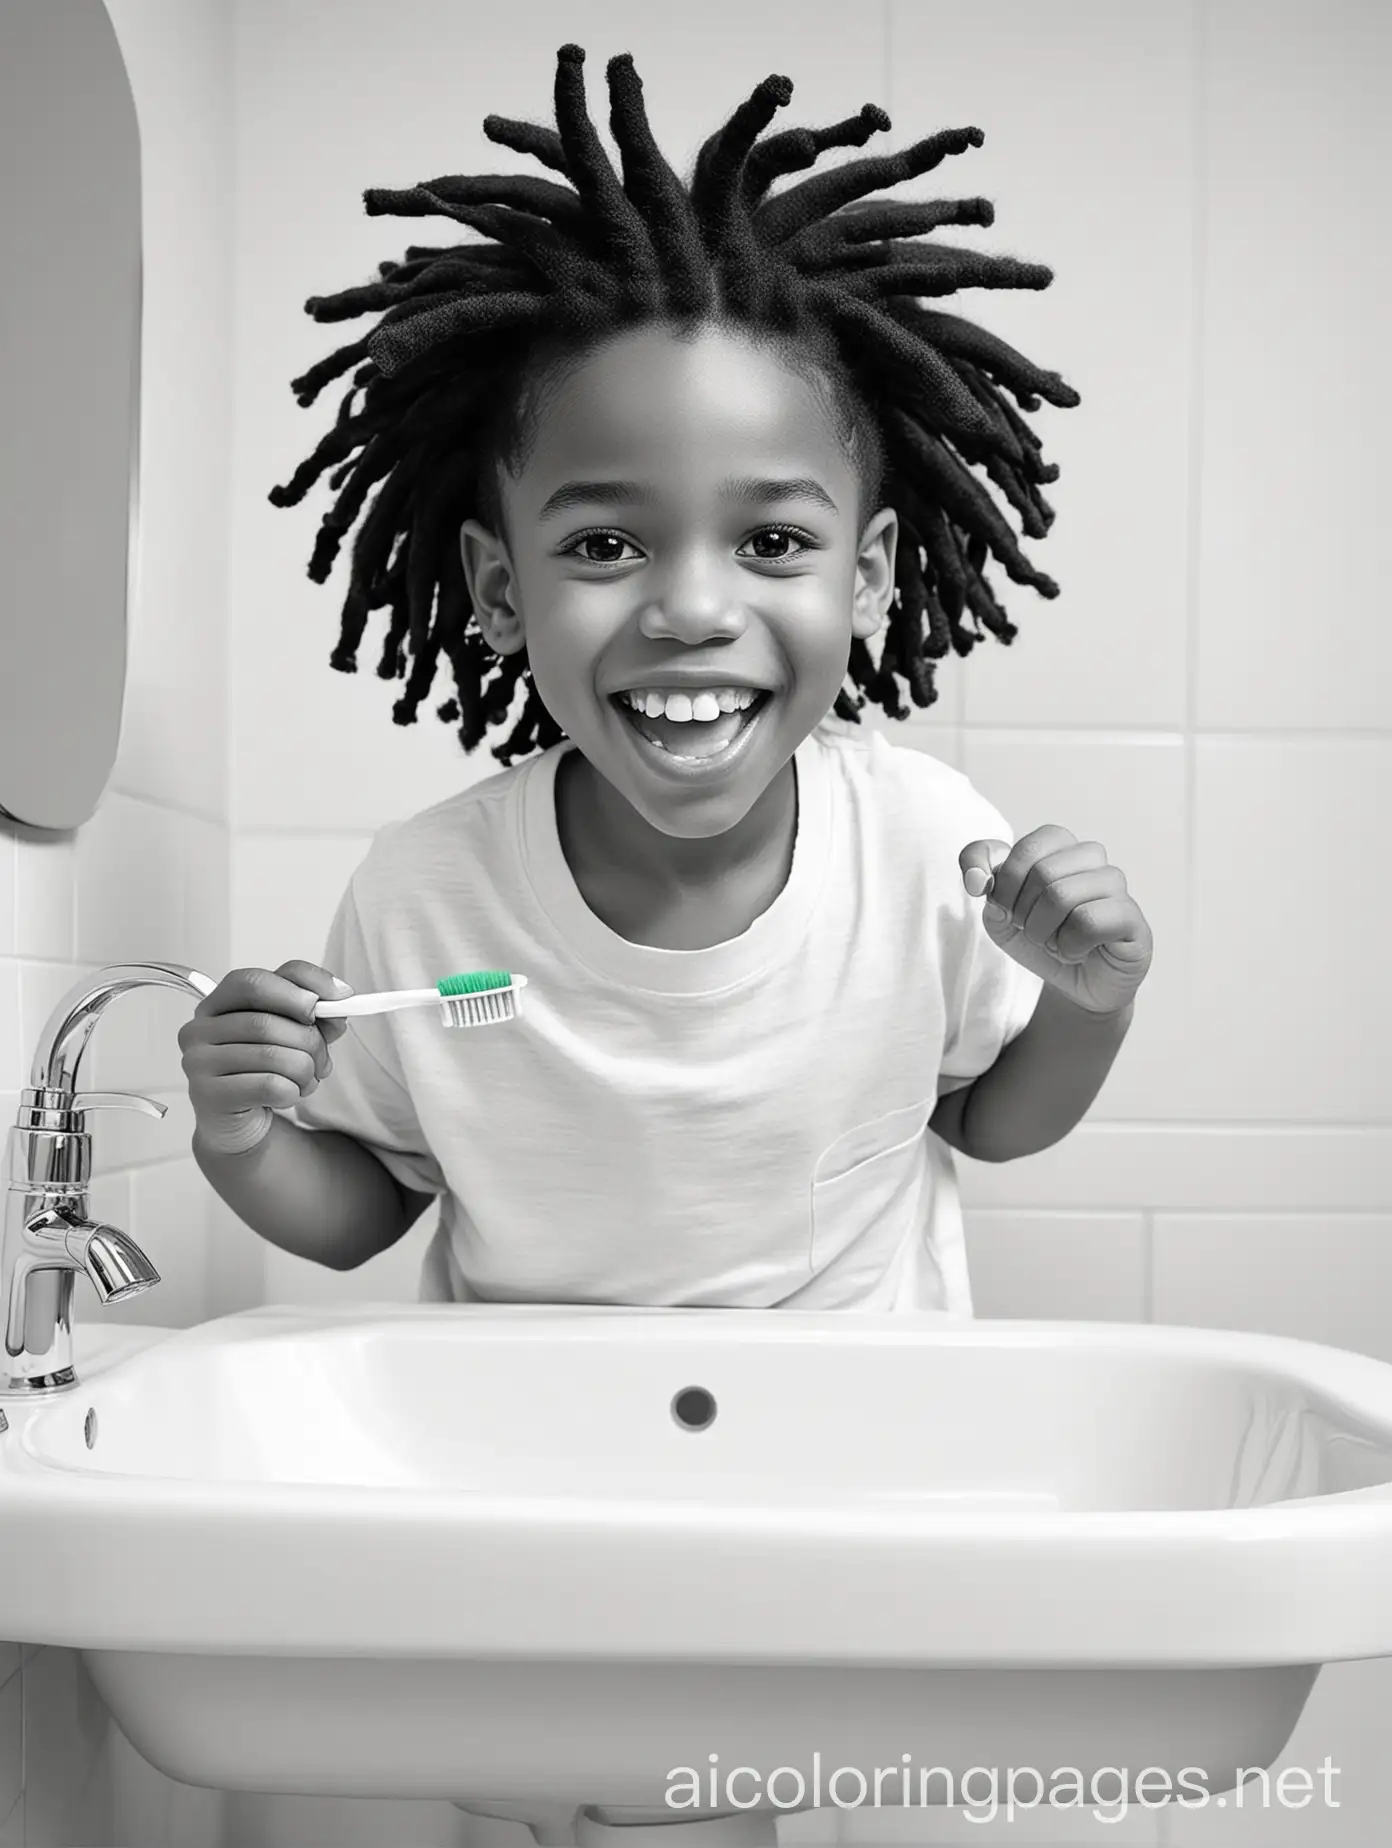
[
  {"left": 2, "top": 1208, "right": 160, "bottom": 1389},
  {"left": 65, "top": 1215, "right": 161, "bottom": 1302}
]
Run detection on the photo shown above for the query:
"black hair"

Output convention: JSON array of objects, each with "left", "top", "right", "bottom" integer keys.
[{"left": 269, "top": 44, "right": 1080, "bottom": 766}]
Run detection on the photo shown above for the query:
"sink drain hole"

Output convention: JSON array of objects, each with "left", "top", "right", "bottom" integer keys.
[
  {"left": 671, "top": 1385, "right": 716, "bottom": 1431},
  {"left": 84, "top": 1407, "right": 98, "bottom": 1448}
]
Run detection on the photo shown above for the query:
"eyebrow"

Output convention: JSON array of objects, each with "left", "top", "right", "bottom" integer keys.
[{"left": 536, "top": 475, "right": 840, "bottom": 522}]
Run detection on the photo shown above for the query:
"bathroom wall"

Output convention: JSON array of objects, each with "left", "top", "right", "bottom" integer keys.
[
  {"left": 0, "top": 1, "right": 1387, "bottom": 1846},
  {"left": 0, "top": 0, "right": 241, "bottom": 1841}
]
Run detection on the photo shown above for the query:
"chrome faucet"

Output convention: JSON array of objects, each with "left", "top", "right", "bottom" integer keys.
[{"left": 1, "top": 961, "right": 217, "bottom": 1396}]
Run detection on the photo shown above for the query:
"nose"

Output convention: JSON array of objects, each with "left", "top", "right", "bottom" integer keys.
[{"left": 637, "top": 555, "right": 748, "bottom": 646}]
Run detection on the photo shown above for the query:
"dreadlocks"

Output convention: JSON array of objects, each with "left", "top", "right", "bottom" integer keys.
[{"left": 269, "top": 43, "right": 1080, "bottom": 766}]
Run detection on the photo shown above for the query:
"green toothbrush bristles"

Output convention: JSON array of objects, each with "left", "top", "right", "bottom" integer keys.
[{"left": 437, "top": 970, "right": 513, "bottom": 996}]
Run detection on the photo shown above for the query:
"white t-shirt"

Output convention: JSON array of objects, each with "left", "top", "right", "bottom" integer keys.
[{"left": 290, "top": 720, "right": 1042, "bottom": 1313}]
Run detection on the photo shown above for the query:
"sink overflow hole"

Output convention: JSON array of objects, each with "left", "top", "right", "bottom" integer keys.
[
  {"left": 84, "top": 1407, "right": 97, "bottom": 1448},
  {"left": 671, "top": 1386, "right": 716, "bottom": 1431}
]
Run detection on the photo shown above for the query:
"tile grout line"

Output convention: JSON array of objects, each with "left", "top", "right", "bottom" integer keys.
[{"left": 1183, "top": 0, "right": 1209, "bottom": 1024}]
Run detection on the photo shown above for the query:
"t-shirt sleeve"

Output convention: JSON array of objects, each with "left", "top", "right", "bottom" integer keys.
[
  {"left": 287, "top": 872, "right": 447, "bottom": 1199},
  {"left": 936, "top": 789, "right": 1046, "bottom": 1098}
]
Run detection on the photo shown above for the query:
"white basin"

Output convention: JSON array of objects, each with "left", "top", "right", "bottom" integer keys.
[{"left": 5, "top": 1303, "right": 1392, "bottom": 1834}]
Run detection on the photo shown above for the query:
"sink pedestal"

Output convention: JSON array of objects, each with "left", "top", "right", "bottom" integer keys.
[
  {"left": 577, "top": 1809, "right": 778, "bottom": 1844},
  {"left": 454, "top": 1800, "right": 581, "bottom": 1844},
  {"left": 455, "top": 1802, "right": 779, "bottom": 1845}
]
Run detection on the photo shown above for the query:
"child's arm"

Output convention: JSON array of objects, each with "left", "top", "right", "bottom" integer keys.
[
  {"left": 195, "top": 1115, "right": 434, "bottom": 1270},
  {"left": 927, "top": 1080, "right": 975, "bottom": 1155},
  {"left": 182, "top": 961, "right": 438, "bottom": 1270},
  {"left": 951, "top": 986, "right": 1134, "bottom": 1163},
  {"left": 944, "top": 824, "right": 1152, "bottom": 1162}
]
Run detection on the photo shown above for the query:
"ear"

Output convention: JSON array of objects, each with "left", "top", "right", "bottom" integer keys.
[
  {"left": 851, "top": 506, "right": 898, "bottom": 642},
  {"left": 459, "top": 519, "right": 526, "bottom": 655}
]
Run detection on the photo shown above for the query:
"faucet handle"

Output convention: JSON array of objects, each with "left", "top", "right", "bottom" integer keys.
[
  {"left": 68, "top": 1091, "right": 167, "bottom": 1122},
  {"left": 10, "top": 1090, "right": 168, "bottom": 1193}
]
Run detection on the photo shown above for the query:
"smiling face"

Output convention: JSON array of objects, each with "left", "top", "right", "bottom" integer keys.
[{"left": 459, "top": 320, "right": 897, "bottom": 846}]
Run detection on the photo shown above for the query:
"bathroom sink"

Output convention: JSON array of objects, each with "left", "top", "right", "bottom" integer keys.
[{"left": 4, "top": 1304, "right": 1392, "bottom": 1827}]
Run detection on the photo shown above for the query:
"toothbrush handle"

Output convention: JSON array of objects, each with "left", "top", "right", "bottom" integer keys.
[{"left": 314, "top": 988, "right": 440, "bottom": 1020}]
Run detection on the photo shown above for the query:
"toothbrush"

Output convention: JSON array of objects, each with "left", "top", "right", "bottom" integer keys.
[{"left": 313, "top": 970, "right": 529, "bottom": 1030}]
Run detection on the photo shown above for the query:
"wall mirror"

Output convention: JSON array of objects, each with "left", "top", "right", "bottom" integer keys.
[{"left": 0, "top": 1, "right": 141, "bottom": 833}]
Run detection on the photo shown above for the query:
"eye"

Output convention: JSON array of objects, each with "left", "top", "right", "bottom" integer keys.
[
  {"left": 560, "top": 529, "right": 640, "bottom": 566},
  {"left": 738, "top": 526, "right": 816, "bottom": 562},
  {"left": 558, "top": 525, "right": 819, "bottom": 567}
]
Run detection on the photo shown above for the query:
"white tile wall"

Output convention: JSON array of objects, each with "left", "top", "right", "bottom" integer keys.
[
  {"left": 0, "top": 0, "right": 236, "bottom": 1842},
  {"left": 0, "top": 1671, "right": 20, "bottom": 1838},
  {"left": 0, "top": 0, "right": 1386, "bottom": 1845}
]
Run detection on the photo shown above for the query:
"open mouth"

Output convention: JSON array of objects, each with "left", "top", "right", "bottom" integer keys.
[{"left": 611, "top": 686, "right": 772, "bottom": 766}]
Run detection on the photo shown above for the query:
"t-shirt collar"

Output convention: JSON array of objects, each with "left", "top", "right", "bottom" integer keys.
[{"left": 517, "top": 727, "right": 833, "bottom": 995}]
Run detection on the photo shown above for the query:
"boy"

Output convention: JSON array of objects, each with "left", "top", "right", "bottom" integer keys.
[{"left": 182, "top": 49, "right": 1151, "bottom": 1840}]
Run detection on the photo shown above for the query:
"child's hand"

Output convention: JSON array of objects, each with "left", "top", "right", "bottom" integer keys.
[
  {"left": 960, "top": 825, "right": 1153, "bottom": 1018},
  {"left": 180, "top": 961, "right": 353, "bottom": 1155}
]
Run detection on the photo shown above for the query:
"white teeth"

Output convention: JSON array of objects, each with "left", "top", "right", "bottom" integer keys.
[{"left": 620, "top": 686, "right": 760, "bottom": 722}]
